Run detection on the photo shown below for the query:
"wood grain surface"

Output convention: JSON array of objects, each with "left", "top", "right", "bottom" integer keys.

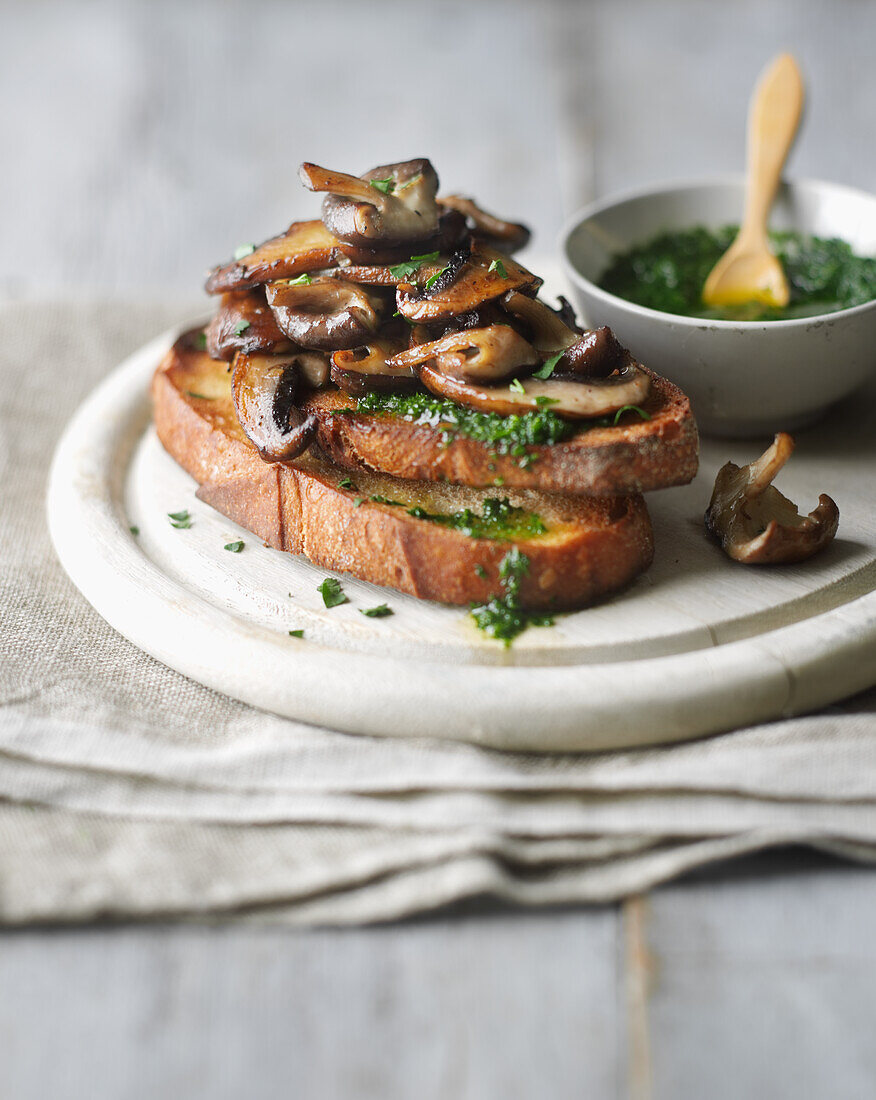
[{"left": 3, "top": 0, "right": 876, "bottom": 1096}]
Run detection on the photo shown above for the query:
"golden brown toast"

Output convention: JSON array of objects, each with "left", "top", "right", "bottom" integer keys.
[
  {"left": 152, "top": 339, "right": 655, "bottom": 610},
  {"left": 305, "top": 372, "right": 698, "bottom": 496}
]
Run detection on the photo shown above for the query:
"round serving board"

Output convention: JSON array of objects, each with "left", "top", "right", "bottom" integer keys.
[{"left": 48, "top": 291, "right": 876, "bottom": 751}]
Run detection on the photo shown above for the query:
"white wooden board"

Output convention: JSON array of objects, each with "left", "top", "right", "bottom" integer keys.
[{"left": 47, "top": 309, "right": 876, "bottom": 751}]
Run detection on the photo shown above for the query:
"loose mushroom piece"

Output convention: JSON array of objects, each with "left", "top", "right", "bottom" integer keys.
[
  {"left": 418, "top": 361, "right": 651, "bottom": 419},
  {"left": 266, "top": 277, "right": 386, "bottom": 351},
  {"left": 206, "top": 221, "right": 342, "bottom": 294},
  {"left": 232, "top": 351, "right": 328, "bottom": 461},
  {"left": 438, "top": 195, "right": 531, "bottom": 253},
  {"left": 300, "top": 159, "right": 441, "bottom": 248},
  {"left": 388, "top": 325, "right": 538, "bottom": 382},
  {"left": 395, "top": 243, "right": 541, "bottom": 323},
  {"left": 204, "top": 290, "right": 292, "bottom": 361},
  {"left": 331, "top": 340, "right": 420, "bottom": 397},
  {"left": 705, "top": 433, "right": 840, "bottom": 564}
]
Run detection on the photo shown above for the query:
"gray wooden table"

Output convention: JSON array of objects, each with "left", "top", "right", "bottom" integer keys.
[{"left": 2, "top": 1, "right": 875, "bottom": 1095}]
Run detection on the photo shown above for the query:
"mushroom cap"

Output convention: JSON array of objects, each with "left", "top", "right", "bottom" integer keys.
[
  {"left": 417, "top": 360, "right": 651, "bottom": 419},
  {"left": 231, "top": 350, "right": 325, "bottom": 462},
  {"left": 395, "top": 244, "right": 541, "bottom": 323},
  {"left": 705, "top": 433, "right": 840, "bottom": 564},
  {"left": 331, "top": 339, "right": 420, "bottom": 397},
  {"left": 205, "top": 290, "right": 293, "bottom": 361},
  {"left": 438, "top": 194, "right": 531, "bottom": 253},
  {"left": 266, "top": 277, "right": 386, "bottom": 351},
  {"left": 206, "top": 221, "right": 342, "bottom": 295},
  {"left": 389, "top": 325, "right": 538, "bottom": 382},
  {"left": 301, "top": 159, "right": 442, "bottom": 248}
]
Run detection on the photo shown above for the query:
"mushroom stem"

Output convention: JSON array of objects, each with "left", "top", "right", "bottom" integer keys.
[
  {"left": 501, "top": 290, "right": 579, "bottom": 353},
  {"left": 299, "top": 163, "right": 390, "bottom": 209},
  {"left": 747, "top": 432, "right": 795, "bottom": 495}
]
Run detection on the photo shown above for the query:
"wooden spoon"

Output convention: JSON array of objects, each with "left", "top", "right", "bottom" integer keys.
[{"left": 702, "top": 54, "right": 804, "bottom": 310}]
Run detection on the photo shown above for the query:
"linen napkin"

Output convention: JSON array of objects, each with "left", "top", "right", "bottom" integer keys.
[{"left": 1, "top": 300, "right": 874, "bottom": 925}]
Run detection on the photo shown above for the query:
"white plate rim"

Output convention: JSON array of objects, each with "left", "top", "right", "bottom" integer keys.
[{"left": 46, "top": 323, "right": 876, "bottom": 752}]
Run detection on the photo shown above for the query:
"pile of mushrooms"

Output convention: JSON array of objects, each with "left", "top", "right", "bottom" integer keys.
[{"left": 201, "top": 157, "right": 652, "bottom": 461}]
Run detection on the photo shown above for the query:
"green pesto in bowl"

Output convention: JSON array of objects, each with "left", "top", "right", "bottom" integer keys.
[{"left": 599, "top": 225, "right": 876, "bottom": 322}]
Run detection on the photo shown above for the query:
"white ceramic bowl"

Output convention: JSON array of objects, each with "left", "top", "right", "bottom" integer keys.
[{"left": 561, "top": 177, "right": 876, "bottom": 437}]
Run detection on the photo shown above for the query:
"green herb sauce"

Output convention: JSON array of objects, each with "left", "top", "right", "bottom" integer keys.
[
  {"left": 353, "top": 391, "right": 576, "bottom": 460},
  {"left": 407, "top": 497, "right": 548, "bottom": 541},
  {"left": 470, "top": 547, "right": 554, "bottom": 645},
  {"left": 599, "top": 225, "right": 876, "bottom": 321}
]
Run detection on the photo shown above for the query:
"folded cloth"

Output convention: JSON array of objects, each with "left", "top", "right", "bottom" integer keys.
[{"left": 1, "top": 301, "right": 875, "bottom": 925}]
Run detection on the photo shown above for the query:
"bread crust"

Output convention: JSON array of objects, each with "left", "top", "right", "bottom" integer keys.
[
  {"left": 306, "top": 373, "right": 698, "bottom": 496},
  {"left": 152, "top": 340, "right": 655, "bottom": 609}
]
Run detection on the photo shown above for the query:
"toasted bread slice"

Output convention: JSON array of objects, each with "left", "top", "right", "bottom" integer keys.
[
  {"left": 305, "top": 372, "right": 698, "bottom": 496},
  {"left": 152, "top": 339, "right": 655, "bottom": 610}
]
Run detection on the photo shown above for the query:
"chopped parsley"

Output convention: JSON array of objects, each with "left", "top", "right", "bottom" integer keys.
[
  {"left": 338, "top": 477, "right": 354, "bottom": 489},
  {"left": 369, "top": 177, "right": 395, "bottom": 195},
  {"left": 509, "top": 378, "right": 526, "bottom": 394},
  {"left": 288, "top": 629, "right": 304, "bottom": 638},
  {"left": 370, "top": 494, "right": 405, "bottom": 506},
  {"left": 354, "top": 497, "right": 365, "bottom": 507},
  {"left": 424, "top": 264, "right": 448, "bottom": 290},
  {"left": 613, "top": 404, "right": 651, "bottom": 424},
  {"left": 167, "top": 510, "right": 192, "bottom": 529},
  {"left": 186, "top": 391, "right": 213, "bottom": 400},
  {"left": 388, "top": 251, "right": 441, "bottom": 281},
  {"left": 196, "top": 331, "right": 208, "bottom": 350},
  {"left": 407, "top": 497, "right": 547, "bottom": 541},
  {"left": 285, "top": 273, "right": 313, "bottom": 286},
  {"left": 488, "top": 258, "right": 508, "bottom": 278},
  {"left": 360, "top": 604, "right": 393, "bottom": 618},
  {"left": 233, "top": 320, "right": 251, "bottom": 336},
  {"left": 475, "top": 564, "right": 487, "bottom": 579},
  {"left": 317, "top": 577, "right": 348, "bottom": 608},
  {"left": 532, "top": 351, "right": 564, "bottom": 380},
  {"left": 224, "top": 541, "right": 244, "bottom": 553},
  {"left": 470, "top": 547, "right": 555, "bottom": 645},
  {"left": 233, "top": 243, "right": 256, "bottom": 260},
  {"left": 129, "top": 525, "right": 139, "bottom": 537}
]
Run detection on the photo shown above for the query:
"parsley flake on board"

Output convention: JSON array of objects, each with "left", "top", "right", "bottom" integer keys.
[
  {"left": 532, "top": 351, "right": 564, "bottom": 380},
  {"left": 288, "top": 629, "right": 304, "bottom": 638},
  {"left": 233, "top": 243, "right": 256, "bottom": 260},
  {"left": 360, "top": 604, "right": 393, "bottom": 618},
  {"left": 388, "top": 251, "right": 441, "bottom": 281},
  {"left": 488, "top": 258, "right": 508, "bottom": 279},
  {"left": 233, "top": 320, "right": 251, "bottom": 336},
  {"left": 369, "top": 177, "right": 396, "bottom": 195},
  {"left": 317, "top": 577, "right": 349, "bottom": 608},
  {"left": 167, "top": 510, "right": 192, "bottom": 529},
  {"left": 224, "top": 541, "right": 244, "bottom": 553},
  {"left": 129, "top": 525, "right": 140, "bottom": 537}
]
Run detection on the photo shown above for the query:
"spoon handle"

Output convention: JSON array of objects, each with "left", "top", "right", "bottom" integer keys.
[{"left": 741, "top": 54, "right": 805, "bottom": 240}]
